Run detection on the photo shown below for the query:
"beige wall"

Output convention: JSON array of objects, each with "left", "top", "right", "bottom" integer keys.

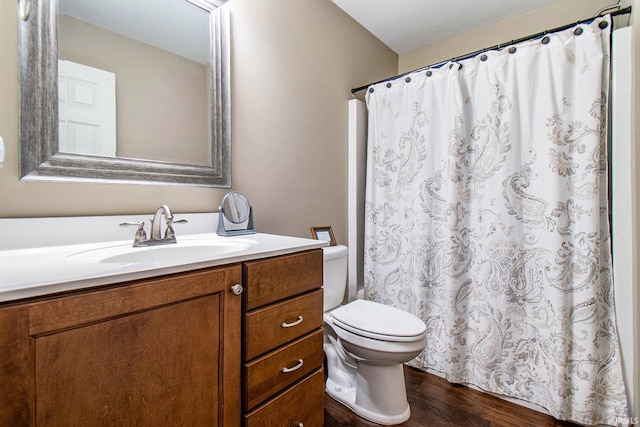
[
  {"left": 225, "top": 0, "right": 396, "bottom": 242},
  {"left": 399, "top": 0, "right": 616, "bottom": 73},
  {"left": 0, "top": 0, "right": 397, "bottom": 244}
]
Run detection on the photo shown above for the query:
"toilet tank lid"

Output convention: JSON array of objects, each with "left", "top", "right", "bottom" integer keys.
[{"left": 322, "top": 244, "right": 348, "bottom": 260}]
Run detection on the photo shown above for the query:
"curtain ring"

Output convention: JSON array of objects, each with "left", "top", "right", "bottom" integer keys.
[
  {"left": 574, "top": 27, "right": 584, "bottom": 36},
  {"left": 405, "top": 77, "right": 411, "bottom": 83}
]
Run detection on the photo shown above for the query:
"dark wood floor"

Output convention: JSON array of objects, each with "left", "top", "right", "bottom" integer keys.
[{"left": 324, "top": 366, "right": 582, "bottom": 426}]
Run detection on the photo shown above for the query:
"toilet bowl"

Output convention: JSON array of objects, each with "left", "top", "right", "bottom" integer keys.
[{"left": 322, "top": 245, "right": 427, "bottom": 425}]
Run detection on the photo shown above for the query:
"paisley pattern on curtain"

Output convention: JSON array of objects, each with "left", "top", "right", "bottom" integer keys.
[{"left": 364, "top": 16, "right": 629, "bottom": 426}]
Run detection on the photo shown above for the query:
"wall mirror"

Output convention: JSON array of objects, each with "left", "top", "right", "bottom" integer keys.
[{"left": 18, "top": 0, "right": 231, "bottom": 187}]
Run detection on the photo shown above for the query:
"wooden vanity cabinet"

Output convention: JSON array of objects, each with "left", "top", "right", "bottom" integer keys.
[
  {"left": 0, "top": 248, "right": 326, "bottom": 427},
  {"left": 0, "top": 265, "right": 242, "bottom": 427},
  {"left": 242, "top": 249, "right": 325, "bottom": 427}
]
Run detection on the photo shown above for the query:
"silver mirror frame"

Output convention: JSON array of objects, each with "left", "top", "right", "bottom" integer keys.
[{"left": 18, "top": 0, "right": 231, "bottom": 187}]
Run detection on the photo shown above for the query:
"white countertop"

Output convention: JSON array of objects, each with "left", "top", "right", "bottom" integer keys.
[{"left": 0, "top": 231, "right": 327, "bottom": 303}]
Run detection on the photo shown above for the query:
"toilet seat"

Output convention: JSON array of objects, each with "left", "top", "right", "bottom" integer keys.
[{"left": 329, "top": 299, "right": 426, "bottom": 342}]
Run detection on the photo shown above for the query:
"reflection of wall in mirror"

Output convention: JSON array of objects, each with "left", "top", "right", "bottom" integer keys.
[{"left": 58, "top": 15, "right": 211, "bottom": 166}]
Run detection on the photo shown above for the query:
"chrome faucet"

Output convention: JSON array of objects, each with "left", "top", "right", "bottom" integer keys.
[
  {"left": 120, "top": 205, "right": 188, "bottom": 247},
  {"left": 150, "top": 204, "right": 174, "bottom": 241}
]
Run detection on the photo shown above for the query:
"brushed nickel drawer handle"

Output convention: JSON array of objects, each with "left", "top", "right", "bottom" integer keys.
[
  {"left": 281, "top": 316, "right": 303, "bottom": 328},
  {"left": 282, "top": 359, "right": 304, "bottom": 373}
]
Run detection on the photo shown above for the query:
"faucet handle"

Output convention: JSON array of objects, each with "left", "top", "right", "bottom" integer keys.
[
  {"left": 120, "top": 221, "right": 147, "bottom": 246},
  {"left": 165, "top": 218, "right": 188, "bottom": 239}
]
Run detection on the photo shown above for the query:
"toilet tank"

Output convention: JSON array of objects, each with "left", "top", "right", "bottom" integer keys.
[{"left": 322, "top": 245, "right": 348, "bottom": 311}]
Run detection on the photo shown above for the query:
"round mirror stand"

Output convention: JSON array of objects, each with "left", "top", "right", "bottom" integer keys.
[{"left": 217, "top": 192, "right": 256, "bottom": 236}]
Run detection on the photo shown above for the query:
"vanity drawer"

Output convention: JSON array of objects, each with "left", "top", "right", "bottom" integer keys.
[
  {"left": 244, "top": 368, "right": 324, "bottom": 427},
  {"left": 244, "top": 249, "right": 323, "bottom": 310},
  {"left": 244, "top": 329, "right": 324, "bottom": 410},
  {"left": 244, "top": 289, "right": 323, "bottom": 360}
]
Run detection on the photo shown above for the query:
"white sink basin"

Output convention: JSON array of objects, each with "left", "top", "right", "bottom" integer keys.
[{"left": 67, "top": 237, "right": 257, "bottom": 264}]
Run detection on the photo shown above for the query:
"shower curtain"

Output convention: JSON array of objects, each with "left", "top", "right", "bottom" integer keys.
[{"left": 364, "top": 16, "right": 629, "bottom": 425}]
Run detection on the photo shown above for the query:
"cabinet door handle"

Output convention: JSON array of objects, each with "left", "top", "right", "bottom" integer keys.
[
  {"left": 282, "top": 359, "right": 304, "bottom": 373},
  {"left": 281, "top": 316, "right": 303, "bottom": 328},
  {"left": 230, "top": 284, "right": 243, "bottom": 295}
]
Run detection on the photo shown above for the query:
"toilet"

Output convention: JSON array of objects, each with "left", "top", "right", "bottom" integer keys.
[{"left": 322, "top": 245, "right": 427, "bottom": 425}]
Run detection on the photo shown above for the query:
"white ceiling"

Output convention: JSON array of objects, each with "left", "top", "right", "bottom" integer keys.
[{"left": 331, "top": 0, "right": 568, "bottom": 54}]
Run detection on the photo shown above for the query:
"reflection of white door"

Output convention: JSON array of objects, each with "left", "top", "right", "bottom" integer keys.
[{"left": 58, "top": 60, "right": 116, "bottom": 157}]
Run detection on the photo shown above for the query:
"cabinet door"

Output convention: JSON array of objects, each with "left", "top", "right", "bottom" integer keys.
[{"left": 0, "top": 266, "right": 242, "bottom": 427}]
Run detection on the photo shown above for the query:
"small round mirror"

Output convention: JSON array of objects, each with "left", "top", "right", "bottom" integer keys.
[
  {"left": 217, "top": 191, "right": 255, "bottom": 236},
  {"left": 222, "top": 192, "right": 251, "bottom": 223}
]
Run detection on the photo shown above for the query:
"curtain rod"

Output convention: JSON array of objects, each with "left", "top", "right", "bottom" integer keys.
[{"left": 351, "top": 6, "right": 632, "bottom": 94}]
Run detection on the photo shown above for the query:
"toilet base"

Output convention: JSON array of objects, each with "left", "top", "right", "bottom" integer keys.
[{"left": 325, "top": 362, "right": 411, "bottom": 425}]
